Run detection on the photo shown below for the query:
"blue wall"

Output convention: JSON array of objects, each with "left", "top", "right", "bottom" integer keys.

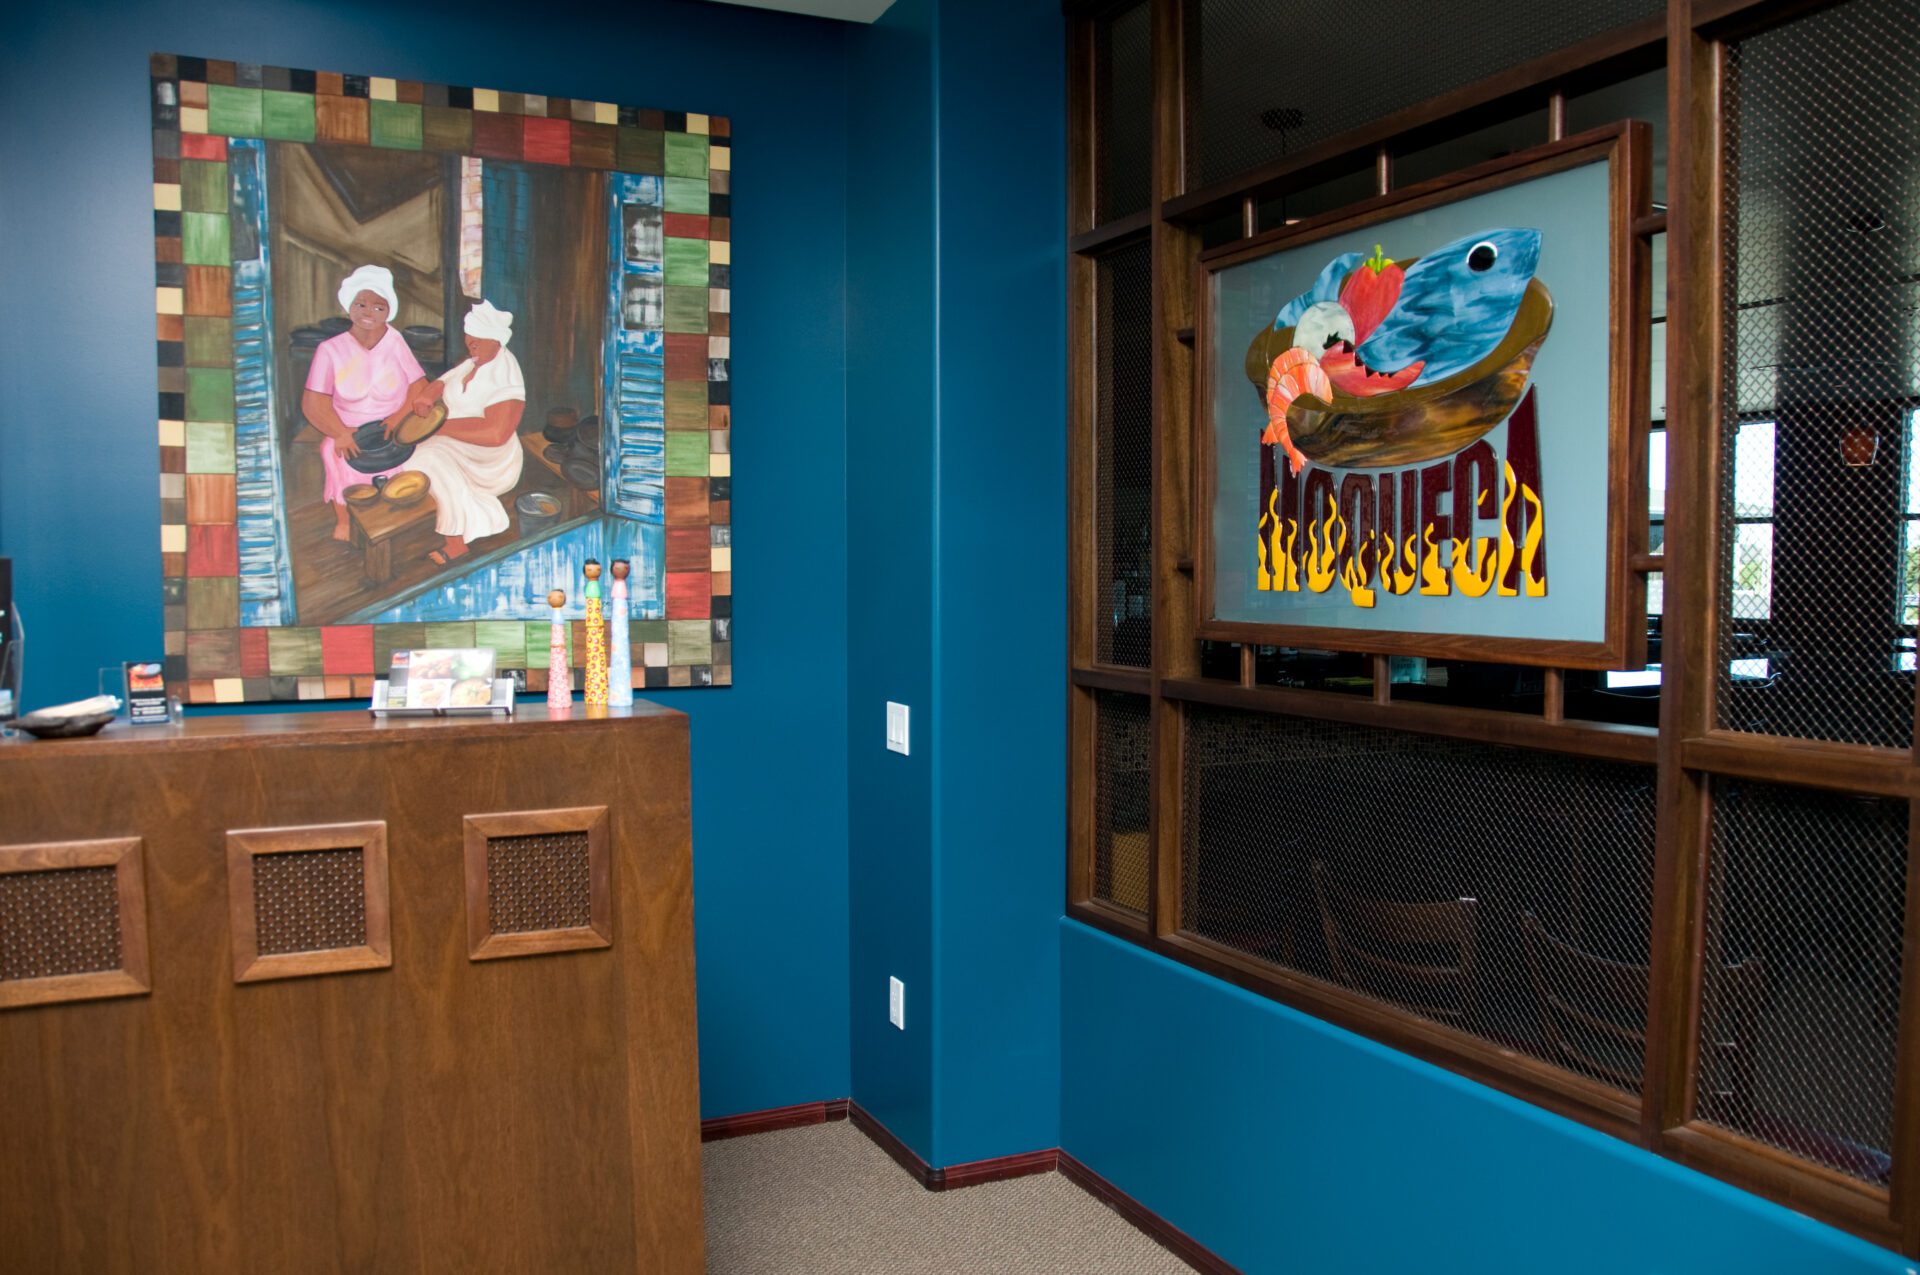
[
  {"left": 845, "top": 0, "right": 940, "bottom": 1158},
  {"left": 844, "top": 0, "right": 1065, "bottom": 1169},
  {"left": 0, "top": 0, "right": 850, "bottom": 1124},
  {"left": 1062, "top": 922, "right": 1918, "bottom": 1274},
  {"left": 929, "top": 0, "right": 1066, "bottom": 1166}
]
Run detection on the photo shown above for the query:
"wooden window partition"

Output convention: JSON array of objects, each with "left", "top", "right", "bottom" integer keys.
[{"left": 1065, "top": 0, "right": 1920, "bottom": 1255}]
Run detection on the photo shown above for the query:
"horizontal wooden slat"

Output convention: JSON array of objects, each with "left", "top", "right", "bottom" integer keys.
[
  {"left": 1679, "top": 732, "right": 1917, "bottom": 799},
  {"left": 1660, "top": 1124, "right": 1898, "bottom": 1247},
  {"left": 1156, "top": 930, "right": 1643, "bottom": 1138},
  {"left": 1159, "top": 676, "right": 1659, "bottom": 764},
  {"left": 1071, "top": 666, "right": 1154, "bottom": 694},
  {"left": 1070, "top": 210, "right": 1154, "bottom": 256},
  {"left": 1161, "top": 15, "right": 1664, "bottom": 224}
]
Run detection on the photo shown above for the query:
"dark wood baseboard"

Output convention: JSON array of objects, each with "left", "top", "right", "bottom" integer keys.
[
  {"left": 708, "top": 1099, "right": 1236, "bottom": 1273},
  {"left": 847, "top": 1101, "right": 1060, "bottom": 1190},
  {"left": 701, "top": 1098, "right": 851, "bottom": 1142},
  {"left": 1058, "top": 1151, "right": 1241, "bottom": 1275}
]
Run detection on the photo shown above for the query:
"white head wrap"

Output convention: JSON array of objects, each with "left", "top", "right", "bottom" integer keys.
[
  {"left": 337, "top": 264, "right": 399, "bottom": 320},
  {"left": 463, "top": 300, "right": 514, "bottom": 344}
]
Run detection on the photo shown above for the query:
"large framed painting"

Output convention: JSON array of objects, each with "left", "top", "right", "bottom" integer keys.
[
  {"left": 1196, "top": 124, "right": 1650, "bottom": 669},
  {"left": 148, "top": 54, "right": 732, "bottom": 704}
]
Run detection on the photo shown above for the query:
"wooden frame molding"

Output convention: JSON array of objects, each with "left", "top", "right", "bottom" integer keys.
[
  {"left": 226, "top": 821, "right": 391, "bottom": 984},
  {"left": 463, "top": 806, "right": 612, "bottom": 961},
  {"left": 1190, "top": 124, "right": 1651, "bottom": 670},
  {"left": 0, "top": 837, "right": 150, "bottom": 1011}
]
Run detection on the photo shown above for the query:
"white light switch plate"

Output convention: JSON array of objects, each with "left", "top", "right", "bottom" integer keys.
[
  {"left": 886, "top": 701, "right": 910, "bottom": 755},
  {"left": 889, "top": 976, "right": 905, "bottom": 1029}
]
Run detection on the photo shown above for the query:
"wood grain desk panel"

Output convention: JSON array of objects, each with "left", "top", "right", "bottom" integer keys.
[{"left": 0, "top": 705, "right": 701, "bottom": 1274}]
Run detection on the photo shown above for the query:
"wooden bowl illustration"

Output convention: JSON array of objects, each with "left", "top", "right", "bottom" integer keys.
[
  {"left": 392, "top": 401, "right": 449, "bottom": 445},
  {"left": 343, "top": 482, "right": 381, "bottom": 507},
  {"left": 1243, "top": 279, "right": 1554, "bottom": 469},
  {"left": 382, "top": 471, "right": 432, "bottom": 507}
]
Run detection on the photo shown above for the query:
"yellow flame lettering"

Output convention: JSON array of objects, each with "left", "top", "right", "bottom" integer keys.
[
  {"left": 1419, "top": 524, "right": 1451, "bottom": 595},
  {"left": 1451, "top": 535, "right": 1498, "bottom": 597},
  {"left": 1305, "top": 503, "right": 1343, "bottom": 594},
  {"left": 1256, "top": 489, "right": 1275, "bottom": 590},
  {"left": 1341, "top": 539, "right": 1377, "bottom": 608},
  {"left": 1496, "top": 462, "right": 1519, "bottom": 597},
  {"left": 1521, "top": 482, "right": 1547, "bottom": 596}
]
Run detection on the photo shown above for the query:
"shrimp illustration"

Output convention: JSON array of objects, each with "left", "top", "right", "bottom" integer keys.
[{"left": 1263, "top": 346, "right": 1333, "bottom": 476}]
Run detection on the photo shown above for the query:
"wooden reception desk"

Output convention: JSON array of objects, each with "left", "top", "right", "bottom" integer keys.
[{"left": 0, "top": 705, "right": 703, "bottom": 1274}]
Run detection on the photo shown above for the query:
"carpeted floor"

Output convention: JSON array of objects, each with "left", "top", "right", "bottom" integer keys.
[{"left": 702, "top": 1121, "right": 1194, "bottom": 1274}]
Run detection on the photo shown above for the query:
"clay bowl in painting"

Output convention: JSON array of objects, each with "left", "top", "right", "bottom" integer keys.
[
  {"left": 381, "top": 471, "right": 431, "bottom": 507},
  {"left": 343, "top": 483, "right": 381, "bottom": 508},
  {"left": 391, "top": 401, "right": 448, "bottom": 445},
  {"left": 1243, "top": 279, "right": 1554, "bottom": 469},
  {"left": 346, "top": 421, "right": 415, "bottom": 473},
  {"left": 572, "top": 415, "right": 602, "bottom": 454}
]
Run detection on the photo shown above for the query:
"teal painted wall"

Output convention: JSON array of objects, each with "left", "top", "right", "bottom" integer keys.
[
  {"left": 845, "top": 0, "right": 1066, "bottom": 1168},
  {"left": 1062, "top": 921, "right": 1917, "bottom": 1274},
  {"left": 0, "top": 0, "right": 850, "bottom": 1125}
]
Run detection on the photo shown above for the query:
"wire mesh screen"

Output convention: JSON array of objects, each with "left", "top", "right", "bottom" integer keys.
[
  {"left": 1093, "top": 690, "right": 1153, "bottom": 914},
  {"left": 253, "top": 848, "right": 366, "bottom": 956},
  {"left": 1096, "top": 239, "right": 1153, "bottom": 668},
  {"left": 1096, "top": 1, "right": 1153, "bottom": 224},
  {"left": 0, "top": 867, "right": 122, "bottom": 982},
  {"left": 1184, "top": 0, "right": 1662, "bottom": 190},
  {"left": 488, "top": 831, "right": 594, "bottom": 934},
  {"left": 1180, "top": 703, "right": 1657, "bottom": 1092},
  {"left": 1697, "top": 779, "right": 1906, "bottom": 1185},
  {"left": 1715, "top": 0, "right": 1920, "bottom": 748}
]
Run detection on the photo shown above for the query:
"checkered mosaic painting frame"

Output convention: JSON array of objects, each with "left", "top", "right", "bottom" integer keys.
[{"left": 149, "top": 53, "right": 732, "bottom": 704}]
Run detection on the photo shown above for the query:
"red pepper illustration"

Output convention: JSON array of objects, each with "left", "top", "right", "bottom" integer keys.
[{"left": 1338, "top": 243, "right": 1404, "bottom": 343}]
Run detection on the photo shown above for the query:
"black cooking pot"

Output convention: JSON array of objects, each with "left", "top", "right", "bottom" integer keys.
[{"left": 345, "top": 420, "right": 416, "bottom": 473}]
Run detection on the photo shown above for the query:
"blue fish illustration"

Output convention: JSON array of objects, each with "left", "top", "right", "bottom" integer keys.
[
  {"left": 1268, "top": 229, "right": 1542, "bottom": 388},
  {"left": 1357, "top": 228, "right": 1541, "bottom": 386}
]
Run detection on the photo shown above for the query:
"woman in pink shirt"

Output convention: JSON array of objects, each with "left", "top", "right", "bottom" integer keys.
[{"left": 302, "top": 264, "right": 430, "bottom": 541}]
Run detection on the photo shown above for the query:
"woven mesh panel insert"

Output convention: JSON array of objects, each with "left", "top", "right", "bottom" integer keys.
[
  {"left": 253, "top": 848, "right": 366, "bottom": 956},
  {"left": 1715, "top": 0, "right": 1920, "bottom": 747},
  {"left": 1096, "top": 238, "right": 1153, "bottom": 668},
  {"left": 1181, "top": 704, "right": 1656, "bottom": 1092},
  {"left": 1096, "top": 0, "right": 1152, "bottom": 223},
  {"left": 488, "top": 831, "right": 593, "bottom": 934},
  {"left": 1184, "top": 0, "right": 1661, "bottom": 189},
  {"left": 0, "top": 866, "right": 122, "bottom": 982},
  {"left": 1093, "top": 690, "right": 1153, "bottom": 914},
  {"left": 1696, "top": 779, "right": 1905, "bottom": 1184}
]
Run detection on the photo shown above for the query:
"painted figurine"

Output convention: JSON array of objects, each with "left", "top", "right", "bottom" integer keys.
[
  {"left": 583, "top": 559, "right": 608, "bottom": 706},
  {"left": 607, "top": 559, "right": 634, "bottom": 708},
  {"left": 547, "top": 587, "right": 571, "bottom": 712}
]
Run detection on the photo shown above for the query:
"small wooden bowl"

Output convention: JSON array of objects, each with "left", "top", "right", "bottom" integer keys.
[
  {"left": 382, "top": 471, "right": 432, "bottom": 507},
  {"left": 343, "top": 483, "right": 381, "bottom": 507}
]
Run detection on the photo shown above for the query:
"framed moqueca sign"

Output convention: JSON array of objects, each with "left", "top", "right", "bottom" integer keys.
[
  {"left": 1197, "top": 124, "right": 1650, "bottom": 669},
  {"left": 149, "top": 54, "right": 732, "bottom": 704}
]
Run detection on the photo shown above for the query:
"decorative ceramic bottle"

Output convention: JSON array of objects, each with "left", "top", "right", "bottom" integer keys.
[
  {"left": 583, "top": 560, "right": 608, "bottom": 707},
  {"left": 546, "top": 587, "right": 571, "bottom": 713},
  {"left": 607, "top": 559, "right": 634, "bottom": 708}
]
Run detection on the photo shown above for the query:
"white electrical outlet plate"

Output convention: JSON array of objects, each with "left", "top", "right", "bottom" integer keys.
[
  {"left": 888, "top": 976, "right": 905, "bottom": 1029},
  {"left": 886, "top": 701, "right": 910, "bottom": 755}
]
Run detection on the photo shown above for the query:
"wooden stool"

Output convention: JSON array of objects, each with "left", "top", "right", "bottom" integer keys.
[{"left": 349, "top": 496, "right": 438, "bottom": 583}]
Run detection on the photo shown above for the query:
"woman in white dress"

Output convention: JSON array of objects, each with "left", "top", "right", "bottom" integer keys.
[{"left": 397, "top": 300, "right": 527, "bottom": 565}]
